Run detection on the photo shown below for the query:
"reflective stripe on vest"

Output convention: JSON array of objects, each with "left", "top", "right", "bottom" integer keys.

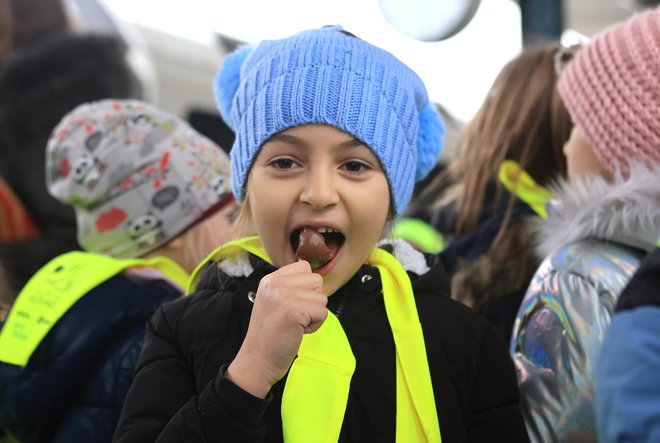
[
  {"left": 498, "top": 159, "right": 555, "bottom": 218},
  {"left": 0, "top": 251, "right": 189, "bottom": 367},
  {"left": 189, "top": 237, "right": 442, "bottom": 442}
]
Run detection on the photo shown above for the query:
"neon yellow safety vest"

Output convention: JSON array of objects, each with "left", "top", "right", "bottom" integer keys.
[
  {"left": 0, "top": 251, "right": 189, "bottom": 367},
  {"left": 498, "top": 160, "right": 555, "bottom": 218},
  {"left": 189, "top": 237, "right": 442, "bottom": 443}
]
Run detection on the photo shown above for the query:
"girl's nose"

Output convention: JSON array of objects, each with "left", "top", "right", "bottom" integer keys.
[{"left": 299, "top": 171, "right": 339, "bottom": 210}]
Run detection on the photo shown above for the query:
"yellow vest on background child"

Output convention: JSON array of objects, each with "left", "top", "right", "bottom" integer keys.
[
  {"left": 0, "top": 251, "right": 188, "bottom": 367},
  {"left": 0, "top": 99, "right": 235, "bottom": 443}
]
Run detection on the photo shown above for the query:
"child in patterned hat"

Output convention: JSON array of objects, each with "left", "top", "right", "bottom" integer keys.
[
  {"left": 46, "top": 99, "right": 237, "bottom": 271},
  {"left": 115, "top": 26, "right": 529, "bottom": 443},
  {"left": 0, "top": 99, "right": 237, "bottom": 443}
]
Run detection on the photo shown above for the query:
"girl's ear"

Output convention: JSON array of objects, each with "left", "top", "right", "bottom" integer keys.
[{"left": 214, "top": 44, "right": 255, "bottom": 131}]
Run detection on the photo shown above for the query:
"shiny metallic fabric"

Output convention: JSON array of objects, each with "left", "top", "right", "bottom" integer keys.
[
  {"left": 510, "top": 164, "right": 660, "bottom": 443},
  {"left": 511, "top": 241, "right": 643, "bottom": 442}
]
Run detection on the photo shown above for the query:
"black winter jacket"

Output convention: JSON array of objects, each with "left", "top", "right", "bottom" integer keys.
[
  {"left": 114, "top": 251, "right": 529, "bottom": 443},
  {"left": 0, "top": 273, "right": 180, "bottom": 442}
]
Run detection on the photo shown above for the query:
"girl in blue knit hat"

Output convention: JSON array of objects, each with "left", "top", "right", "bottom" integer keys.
[{"left": 114, "top": 26, "right": 529, "bottom": 443}]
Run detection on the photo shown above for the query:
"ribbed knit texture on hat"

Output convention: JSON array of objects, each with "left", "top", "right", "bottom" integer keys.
[
  {"left": 558, "top": 7, "right": 660, "bottom": 177},
  {"left": 216, "top": 26, "right": 444, "bottom": 215}
]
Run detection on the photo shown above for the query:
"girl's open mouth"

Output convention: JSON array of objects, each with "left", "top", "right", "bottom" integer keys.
[{"left": 290, "top": 226, "right": 345, "bottom": 270}]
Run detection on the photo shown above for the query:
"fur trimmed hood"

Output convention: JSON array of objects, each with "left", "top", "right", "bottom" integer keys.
[{"left": 536, "top": 162, "right": 660, "bottom": 258}]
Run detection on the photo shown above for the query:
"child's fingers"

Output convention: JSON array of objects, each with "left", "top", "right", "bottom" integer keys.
[
  {"left": 288, "top": 290, "right": 327, "bottom": 326},
  {"left": 304, "top": 306, "right": 329, "bottom": 334},
  {"left": 258, "top": 267, "right": 323, "bottom": 295},
  {"left": 277, "top": 259, "right": 313, "bottom": 275}
]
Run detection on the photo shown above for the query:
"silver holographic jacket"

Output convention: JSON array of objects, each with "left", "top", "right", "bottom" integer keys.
[{"left": 510, "top": 163, "right": 660, "bottom": 443}]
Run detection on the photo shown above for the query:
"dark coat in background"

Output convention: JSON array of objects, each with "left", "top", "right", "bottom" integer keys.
[
  {"left": 0, "top": 32, "right": 141, "bottom": 295},
  {"left": 0, "top": 273, "right": 181, "bottom": 443},
  {"left": 432, "top": 184, "right": 540, "bottom": 344}
]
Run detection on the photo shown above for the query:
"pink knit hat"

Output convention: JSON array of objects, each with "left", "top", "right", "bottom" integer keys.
[{"left": 557, "top": 6, "right": 660, "bottom": 177}]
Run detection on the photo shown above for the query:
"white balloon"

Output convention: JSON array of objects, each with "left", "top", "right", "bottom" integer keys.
[{"left": 379, "top": 0, "right": 481, "bottom": 41}]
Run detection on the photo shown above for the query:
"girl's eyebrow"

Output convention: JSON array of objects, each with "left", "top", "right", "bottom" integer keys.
[
  {"left": 268, "top": 133, "right": 366, "bottom": 150},
  {"left": 268, "top": 133, "right": 307, "bottom": 147}
]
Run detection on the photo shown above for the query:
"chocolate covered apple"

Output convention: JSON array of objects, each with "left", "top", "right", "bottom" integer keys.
[{"left": 294, "top": 227, "right": 332, "bottom": 269}]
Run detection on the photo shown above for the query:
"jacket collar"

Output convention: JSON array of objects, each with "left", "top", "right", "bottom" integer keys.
[
  {"left": 212, "top": 238, "right": 431, "bottom": 279},
  {"left": 536, "top": 162, "right": 660, "bottom": 258},
  {"left": 194, "top": 240, "right": 449, "bottom": 310}
]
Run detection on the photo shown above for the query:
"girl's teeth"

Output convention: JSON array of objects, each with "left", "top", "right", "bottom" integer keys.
[{"left": 317, "top": 227, "right": 335, "bottom": 233}]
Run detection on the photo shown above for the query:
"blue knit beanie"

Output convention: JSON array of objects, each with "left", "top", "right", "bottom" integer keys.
[{"left": 214, "top": 25, "right": 444, "bottom": 216}]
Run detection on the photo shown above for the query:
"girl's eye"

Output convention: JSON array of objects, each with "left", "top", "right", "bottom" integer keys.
[
  {"left": 342, "top": 160, "right": 370, "bottom": 173},
  {"left": 269, "top": 158, "right": 299, "bottom": 169}
]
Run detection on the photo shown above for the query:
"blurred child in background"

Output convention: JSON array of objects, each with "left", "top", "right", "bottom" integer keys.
[
  {"left": 0, "top": 99, "right": 237, "bottom": 443},
  {"left": 417, "top": 42, "right": 572, "bottom": 342},
  {"left": 510, "top": 7, "right": 660, "bottom": 442}
]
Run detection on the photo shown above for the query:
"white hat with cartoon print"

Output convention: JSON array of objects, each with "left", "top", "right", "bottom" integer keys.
[{"left": 46, "top": 99, "right": 234, "bottom": 258}]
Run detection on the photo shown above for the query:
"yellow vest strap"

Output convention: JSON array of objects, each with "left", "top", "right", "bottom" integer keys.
[
  {"left": 370, "top": 248, "right": 442, "bottom": 443},
  {"left": 0, "top": 251, "right": 188, "bottom": 367},
  {"left": 190, "top": 237, "right": 441, "bottom": 442},
  {"left": 498, "top": 160, "right": 554, "bottom": 218},
  {"left": 187, "top": 236, "right": 269, "bottom": 293},
  {"left": 393, "top": 217, "right": 447, "bottom": 254},
  {"left": 281, "top": 312, "right": 356, "bottom": 442}
]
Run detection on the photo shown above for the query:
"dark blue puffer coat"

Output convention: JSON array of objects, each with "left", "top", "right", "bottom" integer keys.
[{"left": 0, "top": 273, "right": 180, "bottom": 443}]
